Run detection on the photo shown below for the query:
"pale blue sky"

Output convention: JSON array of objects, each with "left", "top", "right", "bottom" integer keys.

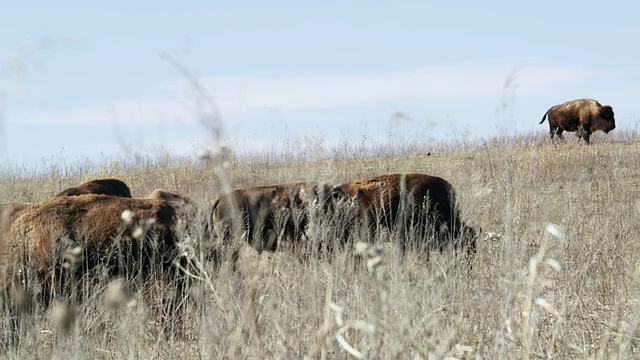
[{"left": 2, "top": 1, "right": 639, "bottom": 169}]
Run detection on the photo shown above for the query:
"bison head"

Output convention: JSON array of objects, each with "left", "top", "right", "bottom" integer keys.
[{"left": 597, "top": 105, "right": 616, "bottom": 133}]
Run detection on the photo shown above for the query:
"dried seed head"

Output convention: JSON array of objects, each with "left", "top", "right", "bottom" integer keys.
[
  {"left": 545, "top": 258, "right": 562, "bottom": 272},
  {"left": 51, "top": 302, "right": 75, "bottom": 332},
  {"left": 67, "top": 246, "right": 82, "bottom": 256},
  {"left": 105, "top": 279, "right": 135, "bottom": 308},
  {"left": 473, "top": 185, "right": 493, "bottom": 198},
  {"left": 483, "top": 232, "right": 503, "bottom": 241},
  {"left": 454, "top": 344, "right": 475, "bottom": 356},
  {"left": 355, "top": 242, "right": 369, "bottom": 253},
  {"left": 131, "top": 226, "right": 145, "bottom": 239},
  {"left": 199, "top": 145, "right": 232, "bottom": 168},
  {"left": 198, "top": 148, "right": 212, "bottom": 160},
  {"left": 311, "top": 198, "right": 320, "bottom": 210},
  {"left": 63, "top": 246, "right": 84, "bottom": 269},
  {"left": 121, "top": 209, "right": 135, "bottom": 224},
  {"left": 355, "top": 242, "right": 384, "bottom": 272},
  {"left": 189, "top": 285, "right": 205, "bottom": 303},
  {"left": 535, "top": 298, "right": 559, "bottom": 316},
  {"left": 366, "top": 256, "right": 382, "bottom": 272},
  {"left": 11, "top": 285, "right": 30, "bottom": 313},
  {"left": 544, "top": 223, "right": 566, "bottom": 239}
]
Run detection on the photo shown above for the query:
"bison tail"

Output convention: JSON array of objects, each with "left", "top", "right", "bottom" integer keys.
[{"left": 539, "top": 111, "right": 549, "bottom": 124}]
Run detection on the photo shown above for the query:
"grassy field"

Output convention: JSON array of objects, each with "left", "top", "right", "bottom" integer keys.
[{"left": 2, "top": 130, "right": 640, "bottom": 359}]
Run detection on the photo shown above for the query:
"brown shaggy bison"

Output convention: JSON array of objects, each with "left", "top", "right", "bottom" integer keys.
[
  {"left": 2, "top": 194, "right": 188, "bottom": 323},
  {"left": 337, "top": 173, "right": 477, "bottom": 258},
  {"left": 55, "top": 178, "right": 132, "bottom": 198},
  {"left": 211, "top": 181, "right": 341, "bottom": 254},
  {"left": 539, "top": 98, "right": 615, "bottom": 143}
]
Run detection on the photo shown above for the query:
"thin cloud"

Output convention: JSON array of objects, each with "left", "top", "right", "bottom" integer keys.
[
  {"left": 168, "top": 63, "right": 592, "bottom": 109},
  {"left": 7, "top": 62, "right": 592, "bottom": 127},
  {"left": 6, "top": 96, "right": 191, "bottom": 126}
]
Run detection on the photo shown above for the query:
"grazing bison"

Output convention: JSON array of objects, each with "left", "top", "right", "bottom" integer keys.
[
  {"left": 337, "top": 173, "right": 477, "bottom": 258},
  {"left": 211, "top": 181, "right": 341, "bottom": 254},
  {"left": 539, "top": 98, "right": 615, "bottom": 143},
  {"left": 1, "top": 194, "right": 188, "bottom": 328},
  {"left": 55, "top": 178, "right": 132, "bottom": 198}
]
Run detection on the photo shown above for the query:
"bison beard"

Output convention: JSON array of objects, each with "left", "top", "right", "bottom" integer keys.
[
  {"left": 539, "top": 98, "right": 615, "bottom": 143},
  {"left": 337, "top": 173, "right": 477, "bottom": 260}
]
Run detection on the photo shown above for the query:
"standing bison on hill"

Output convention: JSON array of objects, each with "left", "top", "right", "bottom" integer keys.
[{"left": 539, "top": 98, "right": 615, "bottom": 143}]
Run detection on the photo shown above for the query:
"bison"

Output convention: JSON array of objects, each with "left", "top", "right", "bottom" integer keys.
[
  {"left": 211, "top": 181, "right": 341, "bottom": 254},
  {"left": 337, "top": 173, "right": 477, "bottom": 259},
  {"left": 55, "top": 178, "right": 132, "bottom": 198},
  {"left": 1, "top": 194, "right": 188, "bottom": 330},
  {"left": 0, "top": 178, "right": 132, "bottom": 273},
  {"left": 539, "top": 98, "right": 615, "bottom": 143}
]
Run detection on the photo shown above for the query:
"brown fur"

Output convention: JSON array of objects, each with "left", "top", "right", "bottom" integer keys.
[
  {"left": 147, "top": 189, "right": 192, "bottom": 207},
  {"left": 539, "top": 98, "right": 615, "bottom": 143},
  {"left": 337, "top": 173, "right": 477, "bottom": 257},
  {"left": 2, "top": 194, "right": 186, "bottom": 317},
  {"left": 0, "top": 203, "right": 29, "bottom": 275},
  {"left": 211, "top": 181, "right": 339, "bottom": 253},
  {"left": 147, "top": 189, "right": 198, "bottom": 243},
  {"left": 55, "top": 178, "right": 132, "bottom": 198},
  {"left": 0, "top": 203, "right": 29, "bottom": 235}
]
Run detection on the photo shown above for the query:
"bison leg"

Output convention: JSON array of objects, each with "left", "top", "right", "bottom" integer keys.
[
  {"left": 575, "top": 128, "right": 583, "bottom": 139},
  {"left": 552, "top": 127, "right": 564, "bottom": 140},
  {"left": 580, "top": 124, "right": 591, "bottom": 144},
  {"left": 262, "top": 215, "right": 280, "bottom": 252},
  {"left": 549, "top": 125, "right": 563, "bottom": 140}
]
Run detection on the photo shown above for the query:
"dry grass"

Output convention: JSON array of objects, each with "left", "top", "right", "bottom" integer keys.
[{"left": 2, "top": 131, "right": 640, "bottom": 359}]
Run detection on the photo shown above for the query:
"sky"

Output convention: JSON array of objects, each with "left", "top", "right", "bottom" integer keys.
[{"left": 1, "top": 1, "right": 639, "bottom": 170}]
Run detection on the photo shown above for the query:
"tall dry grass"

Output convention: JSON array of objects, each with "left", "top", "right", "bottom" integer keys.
[{"left": 0, "top": 130, "right": 640, "bottom": 358}]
